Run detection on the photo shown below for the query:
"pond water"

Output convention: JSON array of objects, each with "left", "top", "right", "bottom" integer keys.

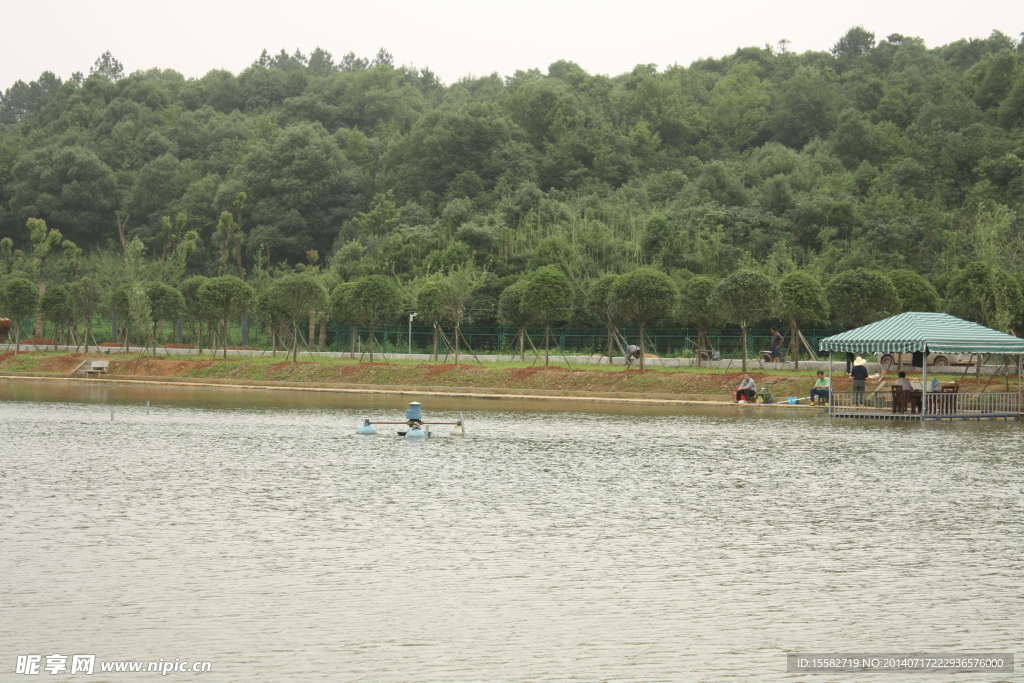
[{"left": 2, "top": 382, "right": 1022, "bottom": 682}]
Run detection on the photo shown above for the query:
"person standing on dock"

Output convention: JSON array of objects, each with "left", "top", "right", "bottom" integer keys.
[{"left": 850, "top": 356, "right": 868, "bottom": 405}]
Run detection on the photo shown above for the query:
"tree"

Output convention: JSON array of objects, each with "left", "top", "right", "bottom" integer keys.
[
  {"left": 372, "top": 48, "right": 395, "bottom": 67},
  {"left": 145, "top": 282, "right": 185, "bottom": 346},
  {"left": 498, "top": 279, "right": 533, "bottom": 362},
  {"left": 769, "top": 68, "right": 841, "bottom": 149},
  {"left": 27, "top": 218, "right": 63, "bottom": 338},
  {"left": 354, "top": 191, "right": 399, "bottom": 238},
  {"left": 7, "top": 146, "right": 116, "bottom": 244},
  {"left": 241, "top": 122, "right": 362, "bottom": 262},
  {"left": 347, "top": 275, "right": 405, "bottom": 363},
  {"left": 416, "top": 276, "right": 448, "bottom": 361},
  {"left": 429, "top": 267, "right": 486, "bottom": 366},
  {"left": 521, "top": 266, "right": 574, "bottom": 369},
  {"left": 946, "top": 262, "right": 1023, "bottom": 333},
  {"left": 328, "top": 281, "right": 357, "bottom": 358},
  {"left": 62, "top": 240, "right": 82, "bottom": 282},
  {"left": 1, "top": 238, "right": 23, "bottom": 276},
  {"left": 887, "top": 270, "right": 939, "bottom": 312},
  {"left": 39, "top": 285, "right": 71, "bottom": 347},
  {"left": 213, "top": 193, "right": 247, "bottom": 278},
  {"left": 68, "top": 278, "right": 101, "bottom": 351},
  {"left": 307, "top": 47, "right": 336, "bottom": 76},
  {"left": 830, "top": 26, "right": 875, "bottom": 73},
  {"left": 180, "top": 276, "right": 211, "bottom": 352},
  {"left": 778, "top": 271, "right": 829, "bottom": 368},
  {"left": 0, "top": 278, "right": 38, "bottom": 351},
  {"left": 676, "top": 276, "right": 721, "bottom": 367},
  {"left": 90, "top": 51, "right": 124, "bottom": 81},
  {"left": 266, "top": 273, "right": 329, "bottom": 362},
  {"left": 159, "top": 215, "right": 198, "bottom": 285},
  {"left": 709, "top": 62, "right": 770, "bottom": 150},
  {"left": 198, "top": 276, "right": 254, "bottom": 359},
  {"left": 611, "top": 267, "right": 679, "bottom": 372},
  {"left": 584, "top": 275, "right": 621, "bottom": 365},
  {"left": 825, "top": 269, "right": 900, "bottom": 328},
  {"left": 713, "top": 270, "right": 780, "bottom": 372},
  {"left": 126, "top": 283, "right": 154, "bottom": 352}
]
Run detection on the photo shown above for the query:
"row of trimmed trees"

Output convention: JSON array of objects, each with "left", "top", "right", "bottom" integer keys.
[
  {"left": 577, "top": 263, "right": 1022, "bottom": 372},
  {"left": 3, "top": 260, "right": 1021, "bottom": 369}
]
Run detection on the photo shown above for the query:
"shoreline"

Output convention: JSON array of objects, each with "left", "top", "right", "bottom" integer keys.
[{"left": 0, "top": 372, "right": 825, "bottom": 410}]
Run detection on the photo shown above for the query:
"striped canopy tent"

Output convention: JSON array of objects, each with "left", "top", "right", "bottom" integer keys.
[
  {"left": 819, "top": 312, "right": 1023, "bottom": 420},
  {"left": 820, "top": 312, "right": 1024, "bottom": 355}
]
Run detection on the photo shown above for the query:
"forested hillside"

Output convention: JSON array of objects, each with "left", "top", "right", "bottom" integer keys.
[{"left": 1, "top": 28, "right": 1023, "bottom": 344}]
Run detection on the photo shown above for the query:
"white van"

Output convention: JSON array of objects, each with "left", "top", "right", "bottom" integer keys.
[{"left": 878, "top": 352, "right": 976, "bottom": 368}]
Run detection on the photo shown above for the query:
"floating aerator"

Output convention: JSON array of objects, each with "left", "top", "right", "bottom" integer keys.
[{"left": 356, "top": 402, "right": 464, "bottom": 437}]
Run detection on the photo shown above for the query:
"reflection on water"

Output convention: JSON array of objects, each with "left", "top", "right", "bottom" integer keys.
[{"left": 1, "top": 381, "right": 1022, "bottom": 682}]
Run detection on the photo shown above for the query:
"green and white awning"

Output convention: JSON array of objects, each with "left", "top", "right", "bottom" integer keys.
[{"left": 819, "top": 312, "right": 1024, "bottom": 355}]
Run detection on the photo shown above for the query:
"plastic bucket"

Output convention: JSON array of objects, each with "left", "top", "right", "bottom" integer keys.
[{"left": 787, "top": 397, "right": 798, "bottom": 405}]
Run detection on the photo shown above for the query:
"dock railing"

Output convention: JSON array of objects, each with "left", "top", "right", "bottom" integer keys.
[{"left": 829, "top": 391, "right": 1021, "bottom": 420}]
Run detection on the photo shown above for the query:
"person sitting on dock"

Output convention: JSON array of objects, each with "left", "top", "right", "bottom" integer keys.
[
  {"left": 735, "top": 373, "right": 756, "bottom": 403},
  {"left": 809, "top": 371, "right": 830, "bottom": 404},
  {"left": 894, "top": 371, "right": 921, "bottom": 412},
  {"left": 624, "top": 343, "right": 642, "bottom": 367}
]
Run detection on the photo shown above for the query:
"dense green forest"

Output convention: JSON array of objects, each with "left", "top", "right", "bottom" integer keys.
[{"left": 1, "top": 28, "right": 1024, "bottom": 354}]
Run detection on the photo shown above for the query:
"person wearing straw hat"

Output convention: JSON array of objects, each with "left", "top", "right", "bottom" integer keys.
[{"left": 850, "top": 356, "right": 868, "bottom": 405}]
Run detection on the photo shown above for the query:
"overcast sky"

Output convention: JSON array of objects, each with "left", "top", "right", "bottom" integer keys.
[{"left": 2, "top": 0, "right": 1022, "bottom": 89}]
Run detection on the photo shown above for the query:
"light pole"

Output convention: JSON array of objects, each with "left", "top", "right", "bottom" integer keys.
[{"left": 408, "top": 312, "right": 417, "bottom": 355}]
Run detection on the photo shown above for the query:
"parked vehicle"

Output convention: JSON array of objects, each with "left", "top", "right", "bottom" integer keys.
[{"left": 878, "top": 352, "right": 976, "bottom": 368}]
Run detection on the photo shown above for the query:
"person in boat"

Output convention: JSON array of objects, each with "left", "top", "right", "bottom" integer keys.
[
  {"left": 809, "top": 371, "right": 830, "bottom": 404},
  {"left": 625, "top": 343, "right": 641, "bottom": 367},
  {"left": 735, "top": 373, "right": 756, "bottom": 402}
]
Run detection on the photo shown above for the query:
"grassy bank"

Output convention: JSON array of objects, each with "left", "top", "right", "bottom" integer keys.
[{"left": 7, "top": 350, "right": 1015, "bottom": 402}]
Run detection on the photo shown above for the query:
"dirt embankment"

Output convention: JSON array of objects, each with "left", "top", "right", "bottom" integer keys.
[{"left": 0, "top": 352, "right": 1013, "bottom": 399}]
